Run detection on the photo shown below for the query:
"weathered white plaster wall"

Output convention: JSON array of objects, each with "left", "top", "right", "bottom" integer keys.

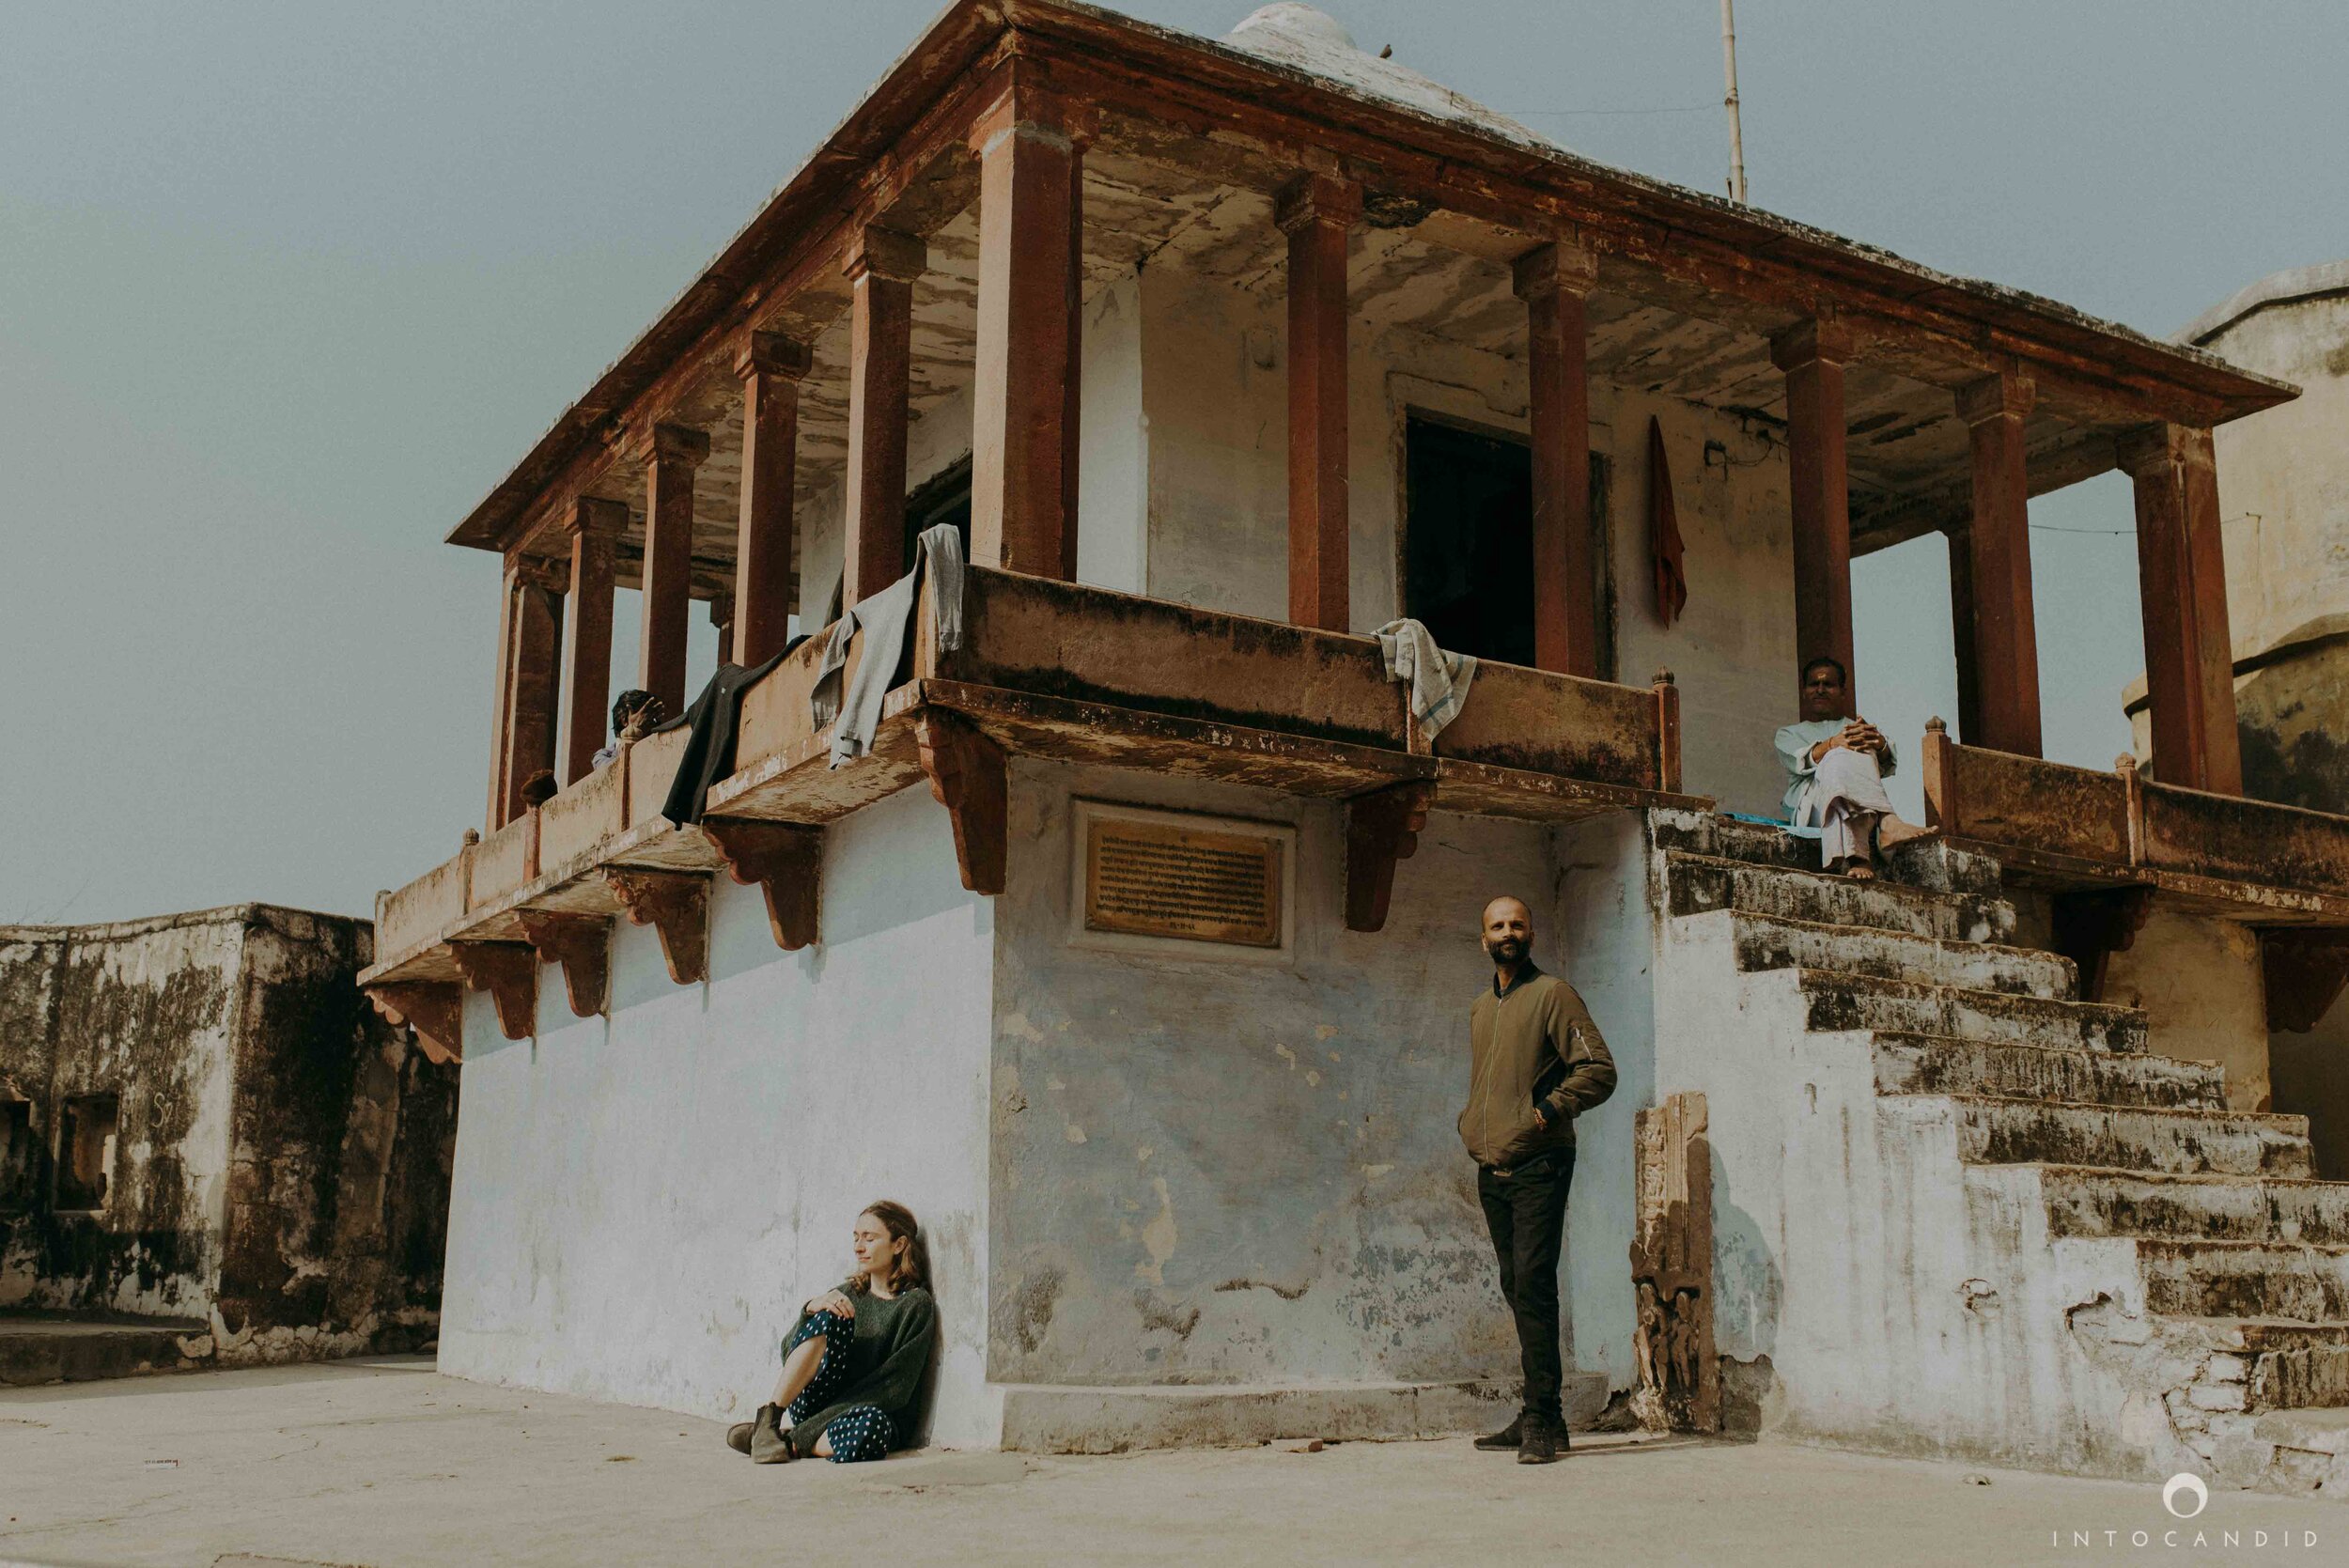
[
  {"left": 437, "top": 786, "right": 1001, "bottom": 1444},
  {"left": 1075, "top": 273, "right": 1148, "bottom": 594},
  {"left": 2102, "top": 907, "right": 2271, "bottom": 1111},
  {"left": 1605, "top": 392, "right": 1798, "bottom": 817},
  {"left": 986, "top": 758, "right": 1634, "bottom": 1394},
  {"left": 1550, "top": 811, "right": 1658, "bottom": 1395},
  {"left": 0, "top": 914, "right": 243, "bottom": 1317},
  {"left": 1131, "top": 264, "right": 1799, "bottom": 815},
  {"left": 2200, "top": 287, "right": 2349, "bottom": 661}
]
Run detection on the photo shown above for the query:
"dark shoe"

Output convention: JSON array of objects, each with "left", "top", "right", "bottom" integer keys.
[
  {"left": 749, "top": 1404, "right": 793, "bottom": 1465},
  {"left": 1517, "top": 1418, "right": 1562, "bottom": 1465},
  {"left": 1472, "top": 1418, "right": 1523, "bottom": 1452},
  {"left": 725, "top": 1421, "right": 754, "bottom": 1454}
]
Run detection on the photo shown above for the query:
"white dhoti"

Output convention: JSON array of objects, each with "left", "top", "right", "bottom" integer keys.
[{"left": 1795, "top": 746, "right": 1897, "bottom": 868}]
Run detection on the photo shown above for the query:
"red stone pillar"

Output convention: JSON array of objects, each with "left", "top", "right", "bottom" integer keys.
[
  {"left": 843, "top": 226, "right": 924, "bottom": 608},
  {"left": 733, "top": 332, "right": 811, "bottom": 665},
  {"left": 1771, "top": 318, "right": 1857, "bottom": 705},
  {"left": 636, "top": 423, "right": 709, "bottom": 716},
  {"left": 1514, "top": 241, "right": 1600, "bottom": 677},
  {"left": 1276, "top": 174, "right": 1359, "bottom": 632},
  {"left": 560, "top": 497, "right": 625, "bottom": 784},
  {"left": 1957, "top": 369, "right": 2043, "bottom": 756},
  {"left": 2121, "top": 424, "right": 2242, "bottom": 794},
  {"left": 493, "top": 552, "right": 564, "bottom": 828},
  {"left": 1944, "top": 525, "right": 1983, "bottom": 744},
  {"left": 486, "top": 566, "right": 520, "bottom": 831},
  {"left": 969, "top": 87, "right": 1082, "bottom": 579}
]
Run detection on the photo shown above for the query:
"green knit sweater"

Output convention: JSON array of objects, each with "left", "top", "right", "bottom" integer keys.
[{"left": 785, "top": 1283, "right": 938, "bottom": 1457}]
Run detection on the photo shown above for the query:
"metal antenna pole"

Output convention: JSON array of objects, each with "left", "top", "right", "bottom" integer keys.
[{"left": 1720, "top": 0, "right": 1748, "bottom": 203}]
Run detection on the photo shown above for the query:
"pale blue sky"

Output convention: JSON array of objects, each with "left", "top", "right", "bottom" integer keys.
[{"left": 5, "top": 1, "right": 2343, "bottom": 924}]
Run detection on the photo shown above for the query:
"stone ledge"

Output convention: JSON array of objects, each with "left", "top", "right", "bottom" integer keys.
[{"left": 997, "top": 1374, "right": 1605, "bottom": 1453}]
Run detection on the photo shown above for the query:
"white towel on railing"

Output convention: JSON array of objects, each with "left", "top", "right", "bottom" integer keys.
[
  {"left": 812, "top": 523, "right": 967, "bottom": 766},
  {"left": 1374, "top": 618, "right": 1477, "bottom": 743}
]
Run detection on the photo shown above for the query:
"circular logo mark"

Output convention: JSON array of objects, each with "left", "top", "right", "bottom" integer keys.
[{"left": 2162, "top": 1472, "right": 2209, "bottom": 1520}]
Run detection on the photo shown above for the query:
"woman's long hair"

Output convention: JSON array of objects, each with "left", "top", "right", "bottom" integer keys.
[{"left": 854, "top": 1200, "right": 930, "bottom": 1296}]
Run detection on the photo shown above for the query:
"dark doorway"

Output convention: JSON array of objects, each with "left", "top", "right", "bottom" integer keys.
[
  {"left": 906, "top": 456, "right": 973, "bottom": 569},
  {"left": 1403, "top": 416, "right": 1612, "bottom": 675}
]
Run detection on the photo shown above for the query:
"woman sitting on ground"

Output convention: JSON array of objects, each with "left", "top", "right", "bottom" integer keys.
[
  {"left": 1774, "top": 654, "right": 1937, "bottom": 880},
  {"left": 728, "top": 1201, "right": 938, "bottom": 1465}
]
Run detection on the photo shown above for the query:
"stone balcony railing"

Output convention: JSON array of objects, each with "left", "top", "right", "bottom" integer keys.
[
  {"left": 1920, "top": 721, "right": 2349, "bottom": 917},
  {"left": 360, "top": 567, "right": 1705, "bottom": 1059}
]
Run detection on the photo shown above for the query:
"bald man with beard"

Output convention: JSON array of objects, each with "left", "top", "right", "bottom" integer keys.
[{"left": 1459, "top": 894, "right": 1618, "bottom": 1464}]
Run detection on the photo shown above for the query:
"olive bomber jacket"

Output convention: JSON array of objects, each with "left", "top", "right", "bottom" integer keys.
[{"left": 1457, "top": 964, "right": 1618, "bottom": 1168}]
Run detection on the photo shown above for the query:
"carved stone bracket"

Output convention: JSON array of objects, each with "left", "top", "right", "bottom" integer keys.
[
  {"left": 2263, "top": 929, "right": 2349, "bottom": 1033},
  {"left": 448, "top": 941, "right": 538, "bottom": 1042},
  {"left": 917, "top": 710, "right": 1009, "bottom": 895},
  {"left": 2049, "top": 886, "right": 2155, "bottom": 1003},
  {"left": 1344, "top": 780, "right": 1435, "bottom": 933},
  {"left": 365, "top": 982, "right": 463, "bottom": 1065},
  {"left": 603, "top": 868, "right": 710, "bottom": 986},
  {"left": 517, "top": 910, "right": 612, "bottom": 1017},
  {"left": 703, "top": 819, "right": 823, "bottom": 951},
  {"left": 1628, "top": 1091, "right": 1719, "bottom": 1434}
]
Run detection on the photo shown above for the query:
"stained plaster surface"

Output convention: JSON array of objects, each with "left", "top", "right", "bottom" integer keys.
[
  {"left": 987, "top": 760, "right": 1590, "bottom": 1389},
  {"left": 1131, "top": 260, "right": 1798, "bottom": 815},
  {"left": 434, "top": 784, "right": 1002, "bottom": 1444},
  {"left": 2101, "top": 907, "right": 2271, "bottom": 1112},
  {"left": 0, "top": 911, "right": 243, "bottom": 1318},
  {"left": 2, "top": 1357, "right": 2337, "bottom": 1568}
]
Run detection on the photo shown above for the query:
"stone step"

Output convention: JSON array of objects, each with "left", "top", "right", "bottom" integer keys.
[
  {"left": 2139, "top": 1240, "right": 2349, "bottom": 1323},
  {"left": 0, "top": 1318, "right": 207, "bottom": 1387},
  {"left": 2152, "top": 1319, "right": 2349, "bottom": 1414},
  {"left": 1795, "top": 970, "right": 2145, "bottom": 1054},
  {"left": 2252, "top": 1343, "right": 2349, "bottom": 1411},
  {"left": 1651, "top": 811, "right": 2004, "bottom": 895},
  {"left": 1668, "top": 853, "right": 2014, "bottom": 944},
  {"left": 2036, "top": 1167, "right": 2349, "bottom": 1244},
  {"left": 1937, "top": 1095, "right": 2312, "bottom": 1177},
  {"left": 1731, "top": 912, "right": 2076, "bottom": 1000},
  {"left": 1876, "top": 1034, "right": 2226, "bottom": 1110}
]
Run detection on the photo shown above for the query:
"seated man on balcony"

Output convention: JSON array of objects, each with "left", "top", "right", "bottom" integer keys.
[
  {"left": 1775, "top": 656, "right": 1936, "bottom": 880},
  {"left": 590, "top": 689, "right": 665, "bottom": 770}
]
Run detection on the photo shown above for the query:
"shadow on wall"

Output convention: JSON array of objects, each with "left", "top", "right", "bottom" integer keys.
[{"left": 1708, "top": 1140, "right": 1782, "bottom": 1436}]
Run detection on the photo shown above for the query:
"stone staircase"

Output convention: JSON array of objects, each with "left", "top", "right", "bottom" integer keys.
[{"left": 1648, "top": 811, "right": 2349, "bottom": 1497}]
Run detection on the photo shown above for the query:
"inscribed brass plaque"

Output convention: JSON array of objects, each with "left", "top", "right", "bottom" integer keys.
[{"left": 1083, "top": 816, "right": 1283, "bottom": 948}]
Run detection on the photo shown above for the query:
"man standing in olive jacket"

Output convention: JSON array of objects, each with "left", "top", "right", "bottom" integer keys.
[{"left": 1459, "top": 893, "right": 1618, "bottom": 1464}]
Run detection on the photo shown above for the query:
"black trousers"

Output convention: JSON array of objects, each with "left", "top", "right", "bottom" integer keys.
[{"left": 1476, "top": 1147, "right": 1575, "bottom": 1425}]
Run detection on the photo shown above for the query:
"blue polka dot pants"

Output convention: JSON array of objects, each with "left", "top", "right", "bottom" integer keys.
[{"left": 783, "top": 1310, "right": 894, "bottom": 1464}]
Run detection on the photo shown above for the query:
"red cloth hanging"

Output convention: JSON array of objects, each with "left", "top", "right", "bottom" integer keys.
[{"left": 1648, "top": 415, "right": 1689, "bottom": 628}]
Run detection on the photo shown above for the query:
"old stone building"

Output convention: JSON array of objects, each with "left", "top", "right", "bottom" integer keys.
[
  {"left": 2144, "top": 259, "right": 2349, "bottom": 1199},
  {"left": 363, "top": 2, "right": 2349, "bottom": 1496},
  {"left": 1, "top": 906, "right": 455, "bottom": 1382}
]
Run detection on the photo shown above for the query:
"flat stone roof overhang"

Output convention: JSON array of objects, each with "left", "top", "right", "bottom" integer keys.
[{"left": 443, "top": 0, "right": 2296, "bottom": 564}]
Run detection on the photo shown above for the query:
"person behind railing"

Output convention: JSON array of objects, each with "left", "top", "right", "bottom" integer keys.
[
  {"left": 519, "top": 768, "right": 558, "bottom": 810},
  {"left": 1774, "top": 655, "right": 1937, "bottom": 880},
  {"left": 725, "top": 1201, "right": 939, "bottom": 1466},
  {"left": 590, "top": 689, "right": 665, "bottom": 770}
]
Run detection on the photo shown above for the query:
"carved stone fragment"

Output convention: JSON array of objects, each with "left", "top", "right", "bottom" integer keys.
[
  {"left": 448, "top": 941, "right": 538, "bottom": 1042},
  {"left": 702, "top": 819, "right": 822, "bottom": 951},
  {"left": 517, "top": 910, "right": 611, "bottom": 1017},
  {"left": 364, "top": 981, "right": 463, "bottom": 1065},
  {"left": 1628, "top": 1091, "right": 1719, "bottom": 1433},
  {"left": 1343, "top": 780, "right": 1434, "bottom": 933},
  {"left": 602, "top": 868, "right": 710, "bottom": 986},
  {"left": 917, "top": 709, "right": 1008, "bottom": 895}
]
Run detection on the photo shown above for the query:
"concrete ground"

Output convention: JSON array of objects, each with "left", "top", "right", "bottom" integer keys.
[{"left": 1, "top": 1358, "right": 2333, "bottom": 1567}]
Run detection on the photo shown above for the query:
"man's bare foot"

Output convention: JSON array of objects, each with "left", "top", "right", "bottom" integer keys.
[
  {"left": 1877, "top": 816, "right": 1940, "bottom": 850},
  {"left": 1844, "top": 862, "right": 1877, "bottom": 880}
]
